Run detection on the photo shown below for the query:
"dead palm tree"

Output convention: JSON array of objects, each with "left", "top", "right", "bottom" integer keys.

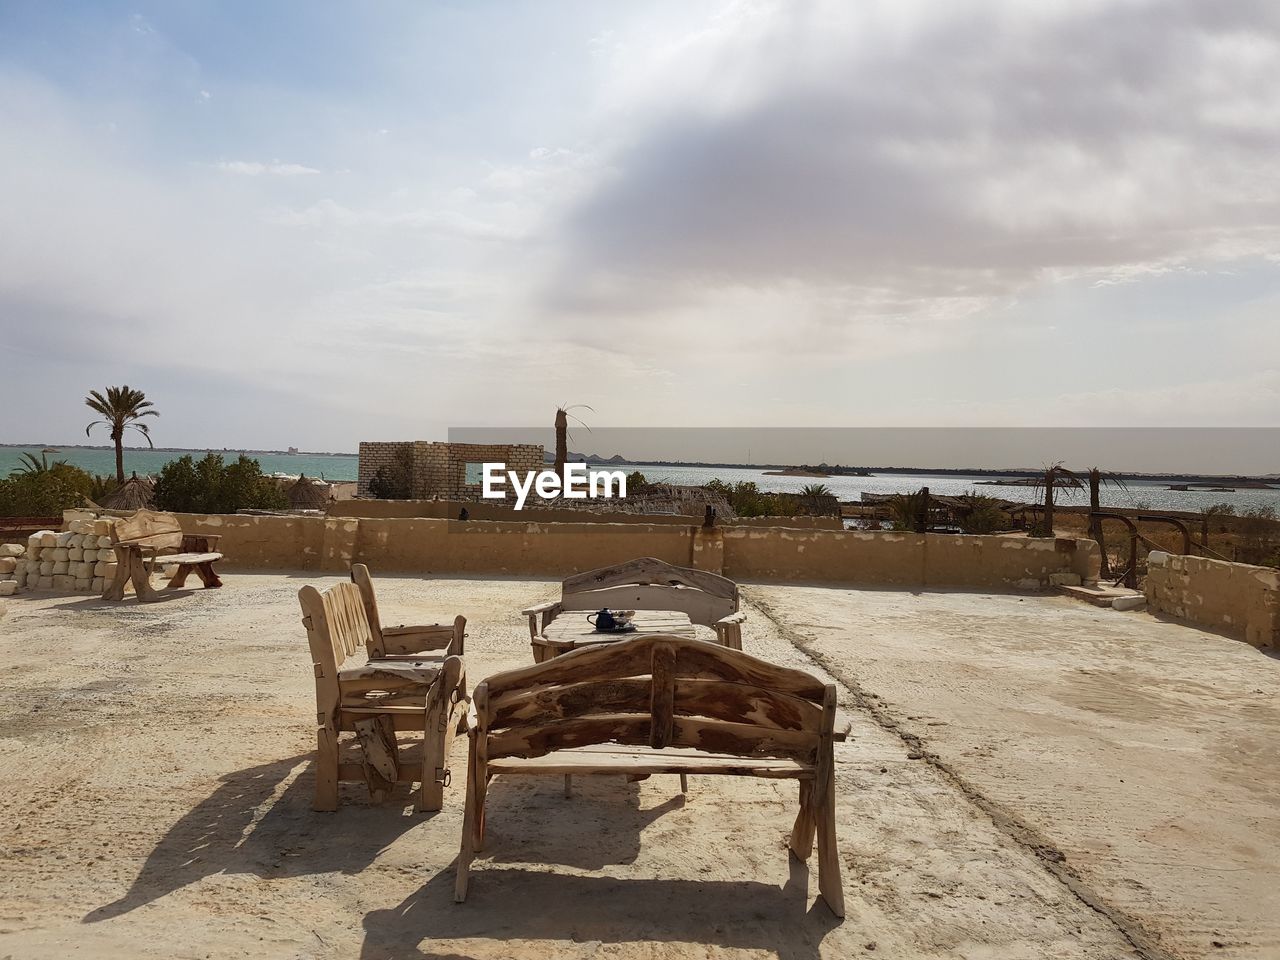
[
  {"left": 1032, "top": 462, "right": 1084, "bottom": 538},
  {"left": 85, "top": 386, "right": 158, "bottom": 483},
  {"left": 553, "top": 404, "right": 593, "bottom": 475},
  {"left": 1086, "top": 467, "right": 1129, "bottom": 578}
]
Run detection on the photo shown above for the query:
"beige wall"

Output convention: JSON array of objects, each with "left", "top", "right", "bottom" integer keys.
[
  {"left": 721, "top": 527, "right": 1098, "bottom": 589},
  {"left": 1145, "top": 552, "right": 1279, "bottom": 649},
  {"left": 164, "top": 511, "right": 1097, "bottom": 591}
]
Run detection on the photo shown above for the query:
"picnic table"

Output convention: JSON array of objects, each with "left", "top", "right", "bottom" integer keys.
[{"left": 536, "top": 609, "right": 695, "bottom": 660}]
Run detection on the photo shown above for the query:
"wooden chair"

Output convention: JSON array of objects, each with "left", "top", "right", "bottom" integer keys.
[
  {"left": 454, "top": 634, "right": 847, "bottom": 917},
  {"left": 103, "top": 510, "right": 224, "bottom": 602},
  {"left": 298, "top": 577, "right": 469, "bottom": 812},
  {"left": 522, "top": 558, "right": 746, "bottom": 662}
]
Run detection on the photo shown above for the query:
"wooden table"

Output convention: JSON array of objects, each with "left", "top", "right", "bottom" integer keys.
[{"left": 534, "top": 609, "right": 695, "bottom": 661}]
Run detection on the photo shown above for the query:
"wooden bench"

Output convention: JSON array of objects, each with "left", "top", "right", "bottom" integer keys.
[
  {"left": 454, "top": 633, "right": 847, "bottom": 917},
  {"left": 102, "top": 510, "right": 224, "bottom": 602},
  {"left": 522, "top": 558, "right": 747, "bottom": 662},
  {"left": 299, "top": 569, "right": 469, "bottom": 812}
]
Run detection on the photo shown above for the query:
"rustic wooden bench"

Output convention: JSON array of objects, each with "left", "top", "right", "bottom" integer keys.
[
  {"left": 102, "top": 509, "right": 224, "bottom": 602},
  {"left": 299, "top": 570, "right": 469, "bottom": 812},
  {"left": 522, "top": 557, "right": 746, "bottom": 662},
  {"left": 454, "top": 633, "right": 848, "bottom": 917}
]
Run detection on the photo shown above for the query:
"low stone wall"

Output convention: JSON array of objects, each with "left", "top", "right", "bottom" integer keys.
[
  {"left": 162, "top": 511, "right": 1096, "bottom": 590},
  {"left": 722, "top": 527, "right": 1097, "bottom": 590},
  {"left": 1145, "top": 552, "right": 1279, "bottom": 649},
  {"left": 327, "top": 499, "right": 842, "bottom": 530}
]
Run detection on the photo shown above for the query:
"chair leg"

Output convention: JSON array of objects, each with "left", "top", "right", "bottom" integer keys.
[
  {"left": 815, "top": 768, "right": 844, "bottom": 918},
  {"left": 679, "top": 773, "right": 688, "bottom": 794},
  {"left": 420, "top": 715, "right": 445, "bottom": 813},
  {"left": 455, "top": 739, "right": 478, "bottom": 903},
  {"left": 166, "top": 564, "right": 192, "bottom": 589},
  {"left": 314, "top": 728, "right": 339, "bottom": 812},
  {"left": 474, "top": 764, "right": 489, "bottom": 852},
  {"left": 129, "top": 551, "right": 161, "bottom": 602},
  {"left": 789, "top": 780, "right": 816, "bottom": 860},
  {"left": 563, "top": 774, "right": 573, "bottom": 798},
  {"left": 103, "top": 550, "right": 130, "bottom": 601},
  {"left": 196, "top": 562, "right": 223, "bottom": 588}
]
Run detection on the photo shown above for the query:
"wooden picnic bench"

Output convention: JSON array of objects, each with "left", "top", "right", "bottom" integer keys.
[
  {"left": 102, "top": 509, "right": 224, "bottom": 602},
  {"left": 522, "top": 558, "right": 746, "bottom": 662},
  {"left": 454, "top": 633, "right": 848, "bottom": 917},
  {"left": 298, "top": 564, "right": 469, "bottom": 812}
]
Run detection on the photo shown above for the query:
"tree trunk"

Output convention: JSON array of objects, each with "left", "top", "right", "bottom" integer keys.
[
  {"left": 1088, "top": 470, "right": 1111, "bottom": 578},
  {"left": 1042, "top": 470, "right": 1054, "bottom": 537},
  {"left": 113, "top": 427, "right": 124, "bottom": 484},
  {"left": 553, "top": 408, "right": 567, "bottom": 476}
]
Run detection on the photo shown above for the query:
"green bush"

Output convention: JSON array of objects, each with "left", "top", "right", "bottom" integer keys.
[
  {"left": 0, "top": 455, "right": 101, "bottom": 516},
  {"left": 153, "top": 453, "right": 288, "bottom": 514},
  {"left": 957, "top": 492, "right": 1011, "bottom": 534}
]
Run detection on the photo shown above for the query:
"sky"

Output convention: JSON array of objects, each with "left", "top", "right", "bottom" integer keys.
[{"left": 2, "top": 0, "right": 1278, "bottom": 465}]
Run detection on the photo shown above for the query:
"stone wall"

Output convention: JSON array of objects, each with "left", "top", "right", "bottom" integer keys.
[
  {"left": 1145, "top": 552, "right": 1279, "bottom": 649},
  {"left": 137, "top": 510, "right": 1098, "bottom": 592},
  {"left": 356, "top": 441, "right": 544, "bottom": 498}
]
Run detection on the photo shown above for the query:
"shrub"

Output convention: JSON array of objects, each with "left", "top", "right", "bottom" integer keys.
[
  {"left": 958, "top": 493, "right": 1010, "bottom": 534},
  {"left": 153, "top": 453, "right": 288, "bottom": 514},
  {"left": 0, "top": 456, "right": 100, "bottom": 516}
]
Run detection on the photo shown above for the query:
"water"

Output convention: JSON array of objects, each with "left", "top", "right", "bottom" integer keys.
[
  {"left": 4, "top": 446, "right": 1275, "bottom": 514},
  {"left": 0, "top": 446, "right": 359, "bottom": 481},
  {"left": 622, "top": 464, "right": 1280, "bottom": 515}
]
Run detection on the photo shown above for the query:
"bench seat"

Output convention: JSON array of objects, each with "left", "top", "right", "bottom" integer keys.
[
  {"left": 487, "top": 744, "right": 814, "bottom": 778},
  {"left": 153, "top": 551, "right": 224, "bottom": 566}
]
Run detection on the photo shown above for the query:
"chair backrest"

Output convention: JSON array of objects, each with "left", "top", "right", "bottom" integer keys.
[
  {"left": 349, "top": 563, "right": 463, "bottom": 658},
  {"left": 110, "top": 509, "right": 184, "bottom": 552},
  {"left": 560, "top": 558, "right": 739, "bottom": 627},
  {"left": 298, "top": 581, "right": 374, "bottom": 702},
  {"left": 474, "top": 634, "right": 835, "bottom": 765},
  {"left": 349, "top": 564, "right": 388, "bottom": 658}
]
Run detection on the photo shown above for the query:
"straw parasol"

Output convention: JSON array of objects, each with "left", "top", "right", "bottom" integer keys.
[
  {"left": 100, "top": 472, "right": 155, "bottom": 511},
  {"left": 288, "top": 474, "right": 331, "bottom": 510}
]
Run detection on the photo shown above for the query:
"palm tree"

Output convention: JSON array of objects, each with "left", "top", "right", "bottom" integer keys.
[
  {"left": 1086, "top": 467, "right": 1129, "bottom": 577},
  {"left": 10, "top": 451, "right": 66, "bottom": 477},
  {"left": 1032, "top": 462, "right": 1084, "bottom": 537},
  {"left": 799, "top": 483, "right": 834, "bottom": 515},
  {"left": 552, "top": 404, "right": 593, "bottom": 475},
  {"left": 85, "top": 386, "right": 158, "bottom": 483}
]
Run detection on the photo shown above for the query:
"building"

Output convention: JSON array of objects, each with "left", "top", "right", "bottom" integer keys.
[{"left": 357, "top": 440, "right": 544, "bottom": 500}]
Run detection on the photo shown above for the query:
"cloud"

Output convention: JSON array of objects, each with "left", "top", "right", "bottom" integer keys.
[
  {"left": 547, "top": 0, "right": 1280, "bottom": 316},
  {"left": 215, "top": 160, "right": 320, "bottom": 176}
]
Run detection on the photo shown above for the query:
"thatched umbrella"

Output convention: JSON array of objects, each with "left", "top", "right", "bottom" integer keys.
[
  {"left": 100, "top": 472, "right": 155, "bottom": 511},
  {"left": 288, "top": 474, "right": 331, "bottom": 510}
]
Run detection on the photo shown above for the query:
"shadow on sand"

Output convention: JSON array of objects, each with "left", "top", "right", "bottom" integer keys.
[
  {"left": 84, "top": 755, "right": 425, "bottom": 923},
  {"left": 361, "top": 860, "right": 841, "bottom": 960}
]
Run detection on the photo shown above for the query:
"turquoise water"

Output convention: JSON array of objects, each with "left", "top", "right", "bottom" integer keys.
[{"left": 0, "top": 446, "right": 359, "bottom": 481}]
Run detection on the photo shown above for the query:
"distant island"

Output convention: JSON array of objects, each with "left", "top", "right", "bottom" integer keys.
[
  {"left": 763, "top": 464, "right": 875, "bottom": 478},
  {"left": 0, "top": 443, "right": 357, "bottom": 458}
]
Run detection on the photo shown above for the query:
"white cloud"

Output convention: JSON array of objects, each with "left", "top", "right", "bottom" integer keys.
[{"left": 215, "top": 160, "right": 321, "bottom": 177}]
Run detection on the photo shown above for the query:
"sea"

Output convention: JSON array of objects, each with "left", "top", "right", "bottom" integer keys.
[{"left": 4, "top": 445, "right": 1277, "bottom": 514}]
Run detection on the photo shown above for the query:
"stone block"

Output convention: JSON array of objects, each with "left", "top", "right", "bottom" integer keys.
[
  {"left": 68, "top": 547, "right": 84, "bottom": 562},
  {"left": 0, "top": 581, "right": 15, "bottom": 597},
  {"left": 93, "top": 519, "right": 112, "bottom": 536},
  {"left": 38, "top": 531, "right": 58, "bottom": 548},
  {"left": 0, "top": 543, "right": 24, "bottom": 558},
  {"left": 55, "top": 531, "right": 74, "bottom": 547},
  {"left": 1049, "top": 572, "right": 1081, "bottom": 587},
  {"left": 52, "top": 561, "right": 69, "bottom": 575},
  {"left": 1112, "top": 595, "right": 1147, "bottom": 612},
  {"left": 74, "top": 561, "right": 94, "bottom": 579},
  {"left": 52, "top": 574, "right": 76, "bottom": 591},
  {"left": 52, "top": 548, "right": 70, "bottom": 562},
  {"left": 39, "top": 561, "right": 54, "bottom": 576},
  {"left": 0, "top": 558, "right": 15, "bottom": 574},
  {"left": 74, "top": 578, "right": 91, "bottom": 591},
  {"left": 91, "top": 576, "right": 105, "bottom": 592},
  {"left": 98, "top": 536, "right": 114, "bottom": 549},
  {"left": 82, "top": 549, "right": 98, "bottom": 563}
]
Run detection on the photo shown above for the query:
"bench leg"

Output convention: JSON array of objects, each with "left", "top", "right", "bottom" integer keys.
[
  {"left": 563, "top": 774, "right": 573, "bottom": 798},
  {"left": 166, "top": 564, "right": 193, "bottom": 589},
  {"left": 314, "top": 727, "right": 339, "bottom": 812},
  {"left": 195, "top": 562, "right": 223, "bottom": 588},
  {"left": 789, "top": 780, "right": 816, "bottom": 860},
  {"left": 679, "top": 773, "right": 688, "bottom": 794},
  {"left": 102, "top": 549, "right": 131, "bottom": 601},
  {"left": 815, "top": 767, "right": 844, "bottom": 918},
  {"left": 129, "top": 551, "right": 161, "bottom": 602},
  {"left": 455, "top": 738, "right": 479, "bottom": 902}
]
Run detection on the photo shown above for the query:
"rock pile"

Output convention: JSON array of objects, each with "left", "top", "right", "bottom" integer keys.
[{"left": 10, "top": 516, "right": 120, "bottom": 594}]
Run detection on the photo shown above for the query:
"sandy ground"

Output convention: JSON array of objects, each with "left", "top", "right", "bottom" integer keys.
[
  {"left": 0, "top": 575, "right": 1264, "bottom": 958},
  {"left": 750, "top": 586, "right": 1280, "bottom": 960}
]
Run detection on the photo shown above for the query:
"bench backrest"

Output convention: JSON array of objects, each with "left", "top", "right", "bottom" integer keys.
[
  {"left": 560, "top": 558, "right": 739, "bottom": 627},
  {"left": 110, "top": 509, "right": 184, "bottom": 552},
  {"left": 298, "top": 582, "right": 374, "bottom": 707},
  {"left": 474, "top": 633, "right": 835, "bottom": 765}
]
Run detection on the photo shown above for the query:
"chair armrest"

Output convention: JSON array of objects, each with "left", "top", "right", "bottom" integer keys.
[
  {"left": 521, "top": 601, "right": 562, "bottom": 641},
  {"left": 382, "top": 616, "right": 466, "bottom": 657},
  {"left": 713, "top": 611, "right": 746, "bottom": 650},
  {"left": 832, "top": 713, "right": 853, "bottom": 742}
]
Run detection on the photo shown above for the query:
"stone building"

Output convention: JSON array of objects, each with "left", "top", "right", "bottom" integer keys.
[{"left": 357, "top": 441, "right": 545, "bottom": 500}]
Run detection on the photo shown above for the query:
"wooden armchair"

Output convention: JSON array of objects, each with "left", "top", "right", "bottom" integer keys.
[
  {"left": 522, "top": 558, "right": 746, "bottom": 662},
  {"left": 454, "top": 633, "right": 846, "bottom": 917},
  {"left": 298, "top": 576, "right": 468, "bottom": 813}
]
